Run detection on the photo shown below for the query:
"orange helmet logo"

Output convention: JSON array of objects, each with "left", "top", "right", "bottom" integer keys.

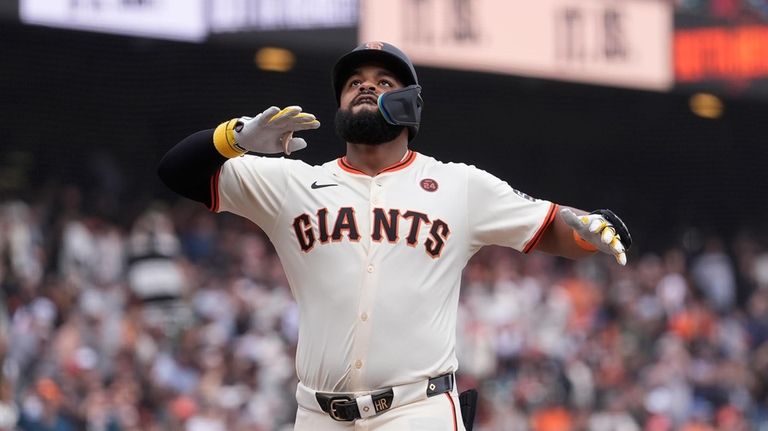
[{"left": 365, "top": 41, "right": 385, "bottom": 50}]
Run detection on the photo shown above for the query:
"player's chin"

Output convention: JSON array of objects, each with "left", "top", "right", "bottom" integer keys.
[{"left": 350, "top": 103, "right": 378, "bottom": 114}]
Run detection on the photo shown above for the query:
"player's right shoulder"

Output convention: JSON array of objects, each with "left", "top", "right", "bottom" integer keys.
[{"left": 221, "top": 155, "right": 318, "bottom": 183}]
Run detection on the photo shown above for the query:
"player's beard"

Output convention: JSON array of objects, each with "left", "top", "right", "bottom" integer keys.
[{"left": 334, "top": 107, "right": 404, "bottom": 145}]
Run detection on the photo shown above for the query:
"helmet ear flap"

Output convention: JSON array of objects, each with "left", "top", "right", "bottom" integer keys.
[{"left": 378, "top": 85, "right": 422, "bottom": 128}]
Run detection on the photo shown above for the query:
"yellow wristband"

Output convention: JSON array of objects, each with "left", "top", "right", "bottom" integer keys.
[
  {"left": 573, "top": 230, "right": 598, "bottom": 252},
  {"left": 213, "top": 119, "right": 246, "bottom": 158}
]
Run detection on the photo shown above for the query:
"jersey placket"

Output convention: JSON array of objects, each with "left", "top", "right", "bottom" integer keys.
[{"left": 347, "top": 176, "right": 386, "bottom": 391}]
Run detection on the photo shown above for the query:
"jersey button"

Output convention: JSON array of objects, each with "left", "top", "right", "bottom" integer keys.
[
  {"left": 355, "top": 360, "right": 363, "bottom": 369},
  {"left": 361, "top": 312, "right": 368, "bottom": 321},
  {"left": 367, "top": 265, "right": 374, "bottom": 273}
]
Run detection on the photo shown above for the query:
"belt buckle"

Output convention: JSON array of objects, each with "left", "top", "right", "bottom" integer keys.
[{"left": 329, "top": 397, "right": 354, "bottom": 422}]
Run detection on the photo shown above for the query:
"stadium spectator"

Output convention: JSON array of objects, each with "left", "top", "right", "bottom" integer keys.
[{"left": 1, "top": 186, "right": 768, "bottom": 430}]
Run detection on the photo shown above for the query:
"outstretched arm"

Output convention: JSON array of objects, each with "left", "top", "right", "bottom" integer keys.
[
  {"left": 535, "top": 207, "right": 632, "bottom": 265},
  {"left": 157, "top": 106, "right": 320, "bottom": 208}
]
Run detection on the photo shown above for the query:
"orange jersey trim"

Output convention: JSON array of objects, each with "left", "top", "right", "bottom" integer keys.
[
  {"left": 337, "top": 150, "right": 417, "bottom": 176},
  {"left": 523, "top": 203, "right": 558, "bottom": 254},
  {"left": 209, "top": 168, "right": 221, "bottom": 212}
]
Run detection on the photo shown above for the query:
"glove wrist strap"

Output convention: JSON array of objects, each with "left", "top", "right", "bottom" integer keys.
[
  {"left": 572, "top": 230, "right": 598, "bottom": 252},
  {"left": 213, "top": 119, "right": 247, "bottom": 158}
]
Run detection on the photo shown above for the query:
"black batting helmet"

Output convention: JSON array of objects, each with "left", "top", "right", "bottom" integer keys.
[
  {"left": 332, "top": 41, "right": 418, "bottom": 104},
  {"left": 332, "top": 41, "right": 422, "bottom": 141}
]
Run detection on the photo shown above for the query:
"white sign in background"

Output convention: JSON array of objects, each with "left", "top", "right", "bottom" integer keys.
[
  {"left": 21, "top": 0, "right": 209, "bottom": 42},
  {"left": 210, "top": 0, "right": 358, "bottom": 32},
  {"left": 20, "top": 0, "right": 358, "bottom": 42},
  {"left": 360, "top": 0, "right": 673, "bottom": 91}
]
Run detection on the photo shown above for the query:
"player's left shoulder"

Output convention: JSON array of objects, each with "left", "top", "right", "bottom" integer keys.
[
  {"left": 408, "top": 152, "right": 473, "bottom": 194},
  {"left": 412, "top": 152, "right": 471, "bottom": 173}
]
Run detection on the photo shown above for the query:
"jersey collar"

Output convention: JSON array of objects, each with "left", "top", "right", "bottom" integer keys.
[{"left": 337, "top": 150, "right": 417, "bottom": 177}]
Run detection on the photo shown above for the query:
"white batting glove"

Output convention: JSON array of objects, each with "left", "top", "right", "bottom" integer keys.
[
  {"left": 234, "top": 106, "right": 320, "bottom": 155},
  {"left": 560, "top": 208, "right": 632, "bottom": 266}
]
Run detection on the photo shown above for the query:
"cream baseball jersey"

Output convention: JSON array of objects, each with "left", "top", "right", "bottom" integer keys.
[{"left": 213, "top": 150, "right": 557, "bottom": 393}]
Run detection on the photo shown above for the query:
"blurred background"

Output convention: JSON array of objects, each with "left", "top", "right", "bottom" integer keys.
[{"left": 1, "top": 0, "right": 768, "bottom": 430}]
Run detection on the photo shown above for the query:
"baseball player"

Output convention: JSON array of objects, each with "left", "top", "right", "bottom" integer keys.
[{"left": 157, "top": 41, "right": 631, "bottom": 430}]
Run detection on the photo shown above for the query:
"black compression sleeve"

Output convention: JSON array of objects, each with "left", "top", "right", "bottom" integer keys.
[{"left": 157, "top": 129, "right": 228, "bottom": 209}]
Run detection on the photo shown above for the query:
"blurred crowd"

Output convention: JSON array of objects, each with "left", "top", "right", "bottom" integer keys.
[{"left": 0, "top": 184, "right": 767, "bottom": 431}]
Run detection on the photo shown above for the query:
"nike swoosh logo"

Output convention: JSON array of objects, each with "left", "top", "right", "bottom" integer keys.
[{"left": 311, "top": 181, "right": 339, "bottom": 189}]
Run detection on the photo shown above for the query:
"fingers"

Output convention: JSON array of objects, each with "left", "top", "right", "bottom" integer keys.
[
  {"left": 267, "top": 105, "right": 302, "bottom": 124},
  {"left": 609, "top": 236, "right": 624, "bottom": 253},
  {"left": 596, "top": 221, "right": 627, "bottom": 266},
  {"left": 609, "top": 235, "right": 626, "bottom": 265},
  {"left": 601, "top": 226, "right": 616, "bottom": 244},
  {"left": 281, "top": 134, "right": 310, "bottom": 155},
  {"left": 589, "top": 218, "right": 607, "bottom": 234},
  {"left": 279, "top": 131, "right": 293, "bottom": 155},
  {"left": 558, "top": 208, "right": 584, "bottom": 230},
  {"left": 266, "top": 107, "right": 321, "bottom": 132},
  {"left": 286, "top": 137, "right": 308, "bottom": 154},
  {"left": 281, "top": 113, "right": 317, "bottom": 155},
  {"left": 287, "top": 112, "right": 320, "bottom": 131},
  {"left": 615, "top": 252, "right": 627, "bottom": 266},
  {"left": 292, "top": 117, "right": 321, "bottom": 131},
  {"left": 257, "top": 106, "right": 281, "bottom": 124},
  {"left": 293, "top": 112, "right": 315, "bottom": 121}
]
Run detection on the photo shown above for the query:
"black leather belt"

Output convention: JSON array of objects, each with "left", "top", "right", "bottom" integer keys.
[{"left": 315, "top": 373, "right": 454, "bottom": 422}]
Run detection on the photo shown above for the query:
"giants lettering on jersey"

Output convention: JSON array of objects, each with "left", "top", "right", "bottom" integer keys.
[{"left": 292, "top": 207, "right": 451, "bottom": 258}]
